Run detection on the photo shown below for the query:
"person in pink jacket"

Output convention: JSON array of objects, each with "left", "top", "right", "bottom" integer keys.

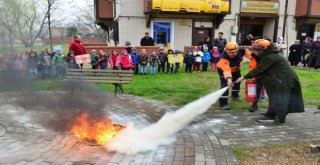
[
  {"left": 119, "top": 49, "right": 133, "bottom": 70},
  {"left": 108, "top": 50, "right": 121, "bottom": 70}
]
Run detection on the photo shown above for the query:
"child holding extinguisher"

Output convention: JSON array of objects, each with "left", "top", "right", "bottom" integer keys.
[{"left": 246, "top": 48, "right": 269, "bottom": 112}]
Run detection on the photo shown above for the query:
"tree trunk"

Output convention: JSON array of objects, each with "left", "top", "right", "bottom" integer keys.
[
  {"left": 8, "top": 30, "right": 15, "bottom": 52},
  {"left": 48, "top": 8, "right": 53, "bottom": 51}
]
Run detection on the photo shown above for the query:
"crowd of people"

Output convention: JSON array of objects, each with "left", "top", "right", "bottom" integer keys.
[
  {"left": 288, "top": 36, "right": 320, "bottom": 69},
  {"left": 0, "top": 32, "right": 309, "bottom": 124}
]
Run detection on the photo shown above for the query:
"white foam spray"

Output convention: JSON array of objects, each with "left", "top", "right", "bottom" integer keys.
[{"left": 106, "top": 87, "right": 228, "bottom": 155}]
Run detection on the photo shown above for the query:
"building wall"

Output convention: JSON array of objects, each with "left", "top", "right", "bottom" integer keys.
[
  {"left": 295, "top": 0, "right": 308, "bottom": 16},
  {"left": 115, "top": 0, "right": 298, "bottom": 52},
  {"left": 215, "top": 0, "right": 241, "bottom": 42},
  {"left": 311, "top": 0, "right": 320, "bottom": 15},
  {"left": 116, "top": 0, "right": 192, "bottom": 50},
  {"left": 118, "top": 17, "right": 149, "bottom": 47},
  {"left": 173, "top": 19, "right": 193, "bottom": 50},
  {"left": 118, "top": 0, "right": 145, "bottom": 17},
  {"left": 263, "top": 18, "right": 275, "bottom": 40},
  {"left": 216, "top": 0, "right": 297, "bottom": 46}
]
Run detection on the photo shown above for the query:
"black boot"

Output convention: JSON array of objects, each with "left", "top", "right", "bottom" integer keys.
[
  {"left": 277, "top": 112, "right": 287, "bottom": 123},
  {"left": 249, "top": 103, "right": 258, "bottom": 112}
]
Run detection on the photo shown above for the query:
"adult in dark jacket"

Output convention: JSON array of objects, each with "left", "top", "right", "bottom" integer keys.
[
  {"left": 288, "top": 40, "right": 302, "bottom": 66},
  {"left": 237, "top": 39, "right": 304, "bottom": 123},
  {"left": 312, "top": 36, "right": 320, "bottom": 69},
  {"left": 198, "top": 36, "right": 213, "bottom": 52},
  {"left": 301, "top": 37, "right": 313, "bottom": 67},
  {"left": 213, "top": 32, "right": 227, "bottom": 55},
  {"left": 242, "top": 34, "right": 254, "bottom": 46},
  {"left": 140, "top": 32, "right": 154, "bottom": 46}
]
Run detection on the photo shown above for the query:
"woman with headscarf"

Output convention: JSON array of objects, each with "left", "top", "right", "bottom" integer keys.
[
  {"left": 312, "top": 36, "right": 320, "bottom": 69},
  {"left": 302, "top": 37, "right": 313, "bottom": 67}
]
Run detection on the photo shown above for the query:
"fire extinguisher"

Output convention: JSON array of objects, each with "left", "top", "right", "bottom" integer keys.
[{"left": 245, "top": 79, "right": 257, "bottom": 102}]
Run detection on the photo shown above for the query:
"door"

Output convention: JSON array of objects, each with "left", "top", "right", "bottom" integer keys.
[
  {"left": 192, "top": 28, "right": 211, "bottom": 46},
  {"left": 239, "top": 24, "right": 263, "bottom": 41}
]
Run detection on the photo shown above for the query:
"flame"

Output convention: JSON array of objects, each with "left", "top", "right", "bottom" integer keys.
[{"left": 68, "top": 112, "right": 123, "bottom": 144}]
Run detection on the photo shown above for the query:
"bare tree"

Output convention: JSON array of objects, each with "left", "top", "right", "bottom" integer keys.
[
  {"left": 0, "top": 0, "right": 23, "bottom": 50},
  {"left": 0, "top": 0, "right": 51, "bottom": 49},
  {"left": 14, "top": 0, "right": 49, "bottom": 48},
  {"left": 37, "top": 0, "right": 61, "bottom": 50},
  {"left": 74, "top": 0, "right": 109, "bottom": 43},
  {"left": 56, "top": 27, "right": 67, "bottom": 39}
]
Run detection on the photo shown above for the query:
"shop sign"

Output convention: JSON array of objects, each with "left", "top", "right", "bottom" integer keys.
[
  {"left": 241, "top": 0, "right": 280, "bottom": 14},
  {"left": 220, "top": 1, "right": 229, "bottom": 12},
  {"left": 161, "top": 0, "right": 181, "bottom": 12},
  {"left": 316, "top": 23, "right": 320, "bottom": 32},
  {"left": 179, "top": 20, "right": 188, "bottom": 26},
  {"left": 204, "top": 0, "right": 222, "bottom": 13},
  {"left": 152, "top": 0, "right": 228, "bottom": 13}
]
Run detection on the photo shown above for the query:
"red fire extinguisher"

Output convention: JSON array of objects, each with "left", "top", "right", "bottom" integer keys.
[{"left": 245, "top": 79, "right": 257, "bottom": 102}]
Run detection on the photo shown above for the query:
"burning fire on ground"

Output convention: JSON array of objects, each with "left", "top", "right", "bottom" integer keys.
[{"left": 58, "top": 111, "right": 124, "bottom": 145}]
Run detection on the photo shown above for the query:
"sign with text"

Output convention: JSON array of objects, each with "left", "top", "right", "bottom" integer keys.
[
  {"left": 204, "top": 0, "right": 222, "bottom": 13},
  {"left": 75, "top": 54, "right": 91, "bottom": 65},
  {"left": 241, "top": 0, "right": 279, "bottom": 14},
  {"left": 152, "top": 0, "right": 228, "bottom": 13}
]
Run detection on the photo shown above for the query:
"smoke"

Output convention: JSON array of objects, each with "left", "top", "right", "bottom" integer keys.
[
  {"left": 7, "top": 78, "right": 113, "bottom": 132},
  {"left": 106, "top": 87, "right": 228, "bottom": 155}
]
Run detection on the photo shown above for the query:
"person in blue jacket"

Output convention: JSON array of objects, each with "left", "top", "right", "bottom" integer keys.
[
  {"left": 201, "top": 46, "right": 211, "bottom": 71},
  {"left": 130, "top": 47, "right": 141, "bottom": 74}
]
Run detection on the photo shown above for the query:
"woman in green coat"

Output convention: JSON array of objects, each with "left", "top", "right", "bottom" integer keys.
[{"left": 237, "top": 39, "right": 304, "bottom": 123}]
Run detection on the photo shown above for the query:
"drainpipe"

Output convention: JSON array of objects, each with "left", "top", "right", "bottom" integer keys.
[{"left": 282, "top": 0, "right": 289, "bottom": 58}]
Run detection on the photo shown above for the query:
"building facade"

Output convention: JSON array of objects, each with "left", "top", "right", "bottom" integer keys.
[
  {"left": 95, "top": 0, "right": 299, "bottom": 51},
  {"left": 216, "top": 0, "right": 297, "bottom": 46},
  {"left": 295, "top": 0, "right": 320, "bottom": 41},
  {"left": 95, "top": 0, "right": 230, "bottom": 50}
]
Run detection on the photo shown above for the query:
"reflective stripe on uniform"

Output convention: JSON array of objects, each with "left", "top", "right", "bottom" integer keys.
[{"left": 220, "top": 96, "right": 228, "bottom": 98}]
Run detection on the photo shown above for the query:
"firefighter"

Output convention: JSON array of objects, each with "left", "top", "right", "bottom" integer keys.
[{"left": 217, "top": 42, "right": 251, "bottom": 110}]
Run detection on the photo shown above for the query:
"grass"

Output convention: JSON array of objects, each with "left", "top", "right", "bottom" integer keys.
[
  {"left": 1, "top": 63, "right": 319, "bottom": 110},
  {"left": 97, "top": 64, "right": 320, "bottom": 109},
  {"left": 233, "top": 142, "right": 320, "bottom": 165},
  {"left": 0, "top": 76, "right": 65, "bottom": 91}
]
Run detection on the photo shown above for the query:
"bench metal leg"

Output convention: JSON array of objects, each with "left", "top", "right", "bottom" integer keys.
[
  {"left": 114, "top": 84, "right": 124, "bottom": 97},
  {"left": 119, "top": 84, "right": 124, "bottom": 93},
  {"left": 114, "top": 84, "right": 118, "bottom": 97}
]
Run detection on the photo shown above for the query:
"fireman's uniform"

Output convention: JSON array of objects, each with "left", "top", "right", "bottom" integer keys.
[{"left": 217, "top": 42, "right": 251, "bottom": 108}]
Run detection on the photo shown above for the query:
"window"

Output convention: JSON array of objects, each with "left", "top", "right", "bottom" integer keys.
[{"left": 152, "top": 21, "right": 172, "bottom": 48}]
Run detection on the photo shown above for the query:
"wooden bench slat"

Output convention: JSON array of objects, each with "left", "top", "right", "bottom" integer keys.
[
  {"left": 69, "top": 80, "right": 131, "bottom": 84},
  {"left": 66, "top": 76, "right": 133, "bottom": 81},
  {"left": 67, "top": 69, "right": 134, "bottom": 73},
  {"left": 66, "top": 72, "right": 134, "bottom": 77}
]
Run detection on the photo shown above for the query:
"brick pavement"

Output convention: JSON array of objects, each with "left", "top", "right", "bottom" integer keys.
[{"left": 0, "top": 92, "right": 319, "bottom": 165}]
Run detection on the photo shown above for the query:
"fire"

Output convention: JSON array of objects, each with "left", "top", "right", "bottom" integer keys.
[{"left": 68, "top": 112, "right": 124, "bottom": 144}]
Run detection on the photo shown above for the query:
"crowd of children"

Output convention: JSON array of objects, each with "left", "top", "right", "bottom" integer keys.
[
  {"left": 84, "top": 46, "right": 222, "bottom": 75},
  {"left": 0, "top": 46, "right": 224, "bottom": 81},
  {"left": 0, "top": 48, "right": 69, "bottom": 80}
]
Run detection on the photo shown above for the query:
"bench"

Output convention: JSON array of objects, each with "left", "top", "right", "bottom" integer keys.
[{"left": 66, "top": 69, "right": 134, "bottom": 96}]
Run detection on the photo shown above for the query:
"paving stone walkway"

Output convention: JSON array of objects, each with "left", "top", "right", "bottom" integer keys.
[{"left": 0, "top": 92, "right": 319, "bottom": 165}]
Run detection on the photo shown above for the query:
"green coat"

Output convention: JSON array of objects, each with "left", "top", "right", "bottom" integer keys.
[{"left": 244, "top": 44, "right": 304, "bottom": 115}]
